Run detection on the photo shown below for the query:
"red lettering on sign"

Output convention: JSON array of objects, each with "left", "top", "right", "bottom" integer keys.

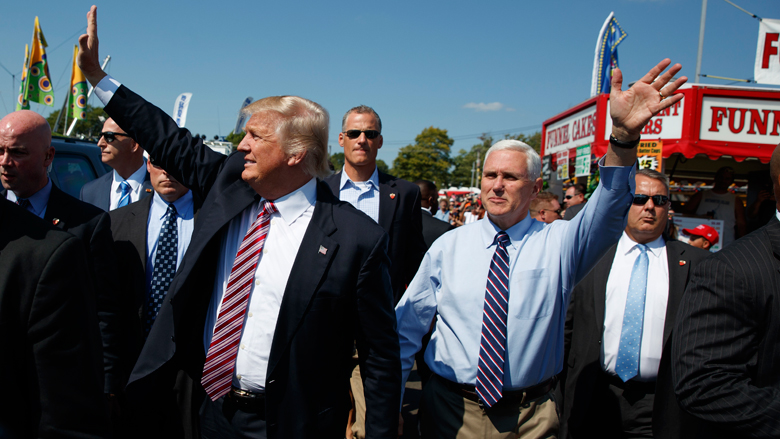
[
  {"left": 671, "top": 101, "right": 681, "bottom": 116},
  {"left": 772, "top": 110, "right": 780, "bottom": 136},
  {"left": 747, "top": 109, "right": 772, "bottom": 135},
  {"left": 654, "top": 119, "right": 662, "bottom": 134},
  {"left": 708, "top": 107, "right": 727, "bottom": 132},
  {"left": 546, "top": 124, "right": 571, "bottom": 148},
  {"left": 728, "top": 108, "right": 748, "bottom": 134},
  {"left": 762, "top": 33, "right": 779, "bottom": 68}
]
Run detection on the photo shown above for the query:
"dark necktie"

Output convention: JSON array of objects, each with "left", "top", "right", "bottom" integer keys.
[
  {"left": 16, "top": 198, "right": 32, "bottom": 212},
  {"left": 476, "top": 231, "right": 511, "bottom": 408},
  {"left": 145, "top": 203, "right": 178, "bottom": 337},
  {"left": 202, "top": 200, "right": 277, "bottom": 400}
]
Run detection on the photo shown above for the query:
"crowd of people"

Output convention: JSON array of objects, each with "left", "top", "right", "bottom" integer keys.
[{"left": 2, "top": 6, "right": 779, "bottom": 439}]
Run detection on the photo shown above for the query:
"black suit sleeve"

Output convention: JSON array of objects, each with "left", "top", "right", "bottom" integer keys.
[
  {"left": 30, "top": 235, "right": 109, "bottom": 438},
  {"left": 354, "top": 233, "right": 401, "bottom": 438},
  {"left": 672, "top": 253, "right": 780, "bottom": 438}
]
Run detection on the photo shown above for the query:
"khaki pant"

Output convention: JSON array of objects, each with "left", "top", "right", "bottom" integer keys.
[
  {"left": 420, "top": 375, "right": 559, "bottom": 439},
  {"left": 348, "top": 364, "right": 367, "bottom": 439}
]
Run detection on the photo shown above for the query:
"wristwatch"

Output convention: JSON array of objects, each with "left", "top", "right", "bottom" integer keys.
[{"left": 609, "top": 134, "right": 640, "bottom": 149}]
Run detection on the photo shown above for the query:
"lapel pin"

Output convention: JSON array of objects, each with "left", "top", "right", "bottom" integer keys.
[
  {"left": 390, "top": 193, "right": 396, "bottom": 199},
  {"left": 52, "top": 218, "right": 60, "bottom": 225},
  {"left": 319, "top": 245, "right": 328, "bottom": 255},
  {"left": 679, "top": 260, "right": 687, "bottom": 266},
  {"left": 146, "top": 188, "right": 153, "bottom": 193}
]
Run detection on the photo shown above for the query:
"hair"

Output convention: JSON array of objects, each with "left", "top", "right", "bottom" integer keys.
[
  {"left": 242, "top": 96, "right": 331, "bottom": 179},
  {"left": 568, "top": 183, "right": 586, "bottom": 195},
  {"left": 483, "top": 139, "right": 541, "bottom": 180},
  {"left": 529, "top": 191, "right": 559, "bottom": 215},
  {"left": 414, "top": 179, "right": 437, "bottom": 199},
  {"left": 636, "top": 168, "right": 670, "bottom": 194},
  {"left": 341, "top": 105, "right": 382, "bottom": 133}
]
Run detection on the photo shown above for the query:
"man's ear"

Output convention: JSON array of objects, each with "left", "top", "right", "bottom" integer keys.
[{"left": 287, "top": 150, "right": 306, "bottom": 167}]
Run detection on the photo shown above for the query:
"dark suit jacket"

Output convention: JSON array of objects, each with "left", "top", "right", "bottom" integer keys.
[
  {"left": 106, "top": 85, "right": 400, "bottom": 439},
  {"left": 3, "top": 184, "right": 124, "bottom": 394},
  {"left": 421, "top": 209, "right": 454, "bottom": 249},
  {"left": 673, "top": 218, "right": 780, "bottom": 438},
  {"left": 80, "top": 168, "right": 153, "bottom": 212},
  {"left": 0, "top": 198, "right": 108, "bottom": 438},
  {"left": 324, "top": 171, "right": 426, "bottom": 303},
  {"left": 561, "top": 240, "right": 710, "bottom": 439}
]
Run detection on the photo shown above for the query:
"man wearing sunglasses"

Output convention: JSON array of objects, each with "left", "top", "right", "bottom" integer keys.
[
  {"left": 562, "top": 183, "right": 586, "bottom": 220},
  {"left": 529, "top": 191, "right": 562, "bottom": 224},
  {"left": 324, "top": 105, "right": 426, "bottom": 438},
  {"left": 561, "top": 169, "right": 710, "bottom": 439},
  {"left": 80, "top": 117, "right": 152, "bottom": 211}
]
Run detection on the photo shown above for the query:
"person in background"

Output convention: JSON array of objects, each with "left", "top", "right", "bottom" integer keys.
[
  {"left": 683, "top": 166, "right": 746, "bottom": 247},
  {"left": 680, "top": 224, "right": 718, "bottom": 251},
  {"left": 563, "top": 183, "right": 587, "bottom": 220},
  {"left": 530, "top": 191, "right": 562, "bottom": 224}
]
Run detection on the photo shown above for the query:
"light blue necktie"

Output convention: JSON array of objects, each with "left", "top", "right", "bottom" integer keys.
[
  {"left": 615, "top": 244, "right": 649, "bottom": 382},
  {"left": 117, "top": 181, "right": 131, "bottom": 208}
]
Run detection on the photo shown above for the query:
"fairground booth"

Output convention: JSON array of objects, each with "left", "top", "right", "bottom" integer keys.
[{"left": 541, "top": 84, "right": 780, "bottom": 251}]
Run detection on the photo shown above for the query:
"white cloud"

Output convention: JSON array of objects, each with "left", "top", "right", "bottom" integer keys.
[{"left": 463, "top": 102, "right": 515, "bottom": 112}]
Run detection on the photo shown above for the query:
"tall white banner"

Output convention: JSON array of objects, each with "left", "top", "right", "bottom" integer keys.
[
  {"left": 233, "top": 96, "right": 253, "bottom": 134},
  {"left": 173, "top": 93, "right": 193, "bottom": 128},
  {"left": 755, "top": 18, "right": 780, "bottom": 85}
]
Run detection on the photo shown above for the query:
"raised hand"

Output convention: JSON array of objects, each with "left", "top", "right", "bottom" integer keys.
[
  {"left": 77, "top": 5, "right": 107, "bottom": 87},
  {"left": 609, "top": 59, "right": 687, "bottom": 141}
]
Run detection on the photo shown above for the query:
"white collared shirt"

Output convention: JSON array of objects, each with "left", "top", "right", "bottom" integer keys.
[
  {"left": 203, "top": 178, "right": 317, "bottom": 392},
  {"left": 110, "top": 162, "right": 148, "bottom": 210},
  {"left": 601, "top": 232, "right": 669, "bottom": 381}
]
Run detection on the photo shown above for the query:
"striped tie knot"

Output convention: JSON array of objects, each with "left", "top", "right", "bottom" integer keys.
[{"left": 494, "top": 231, "right": 510, "bottom": 248}]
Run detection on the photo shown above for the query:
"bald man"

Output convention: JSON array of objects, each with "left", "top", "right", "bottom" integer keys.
[
  {"left": 0, "top": 110, "right": 125, "bottom": 401},
  {"left": 81, "top": 117, "right": 152, "bottom": 211}
]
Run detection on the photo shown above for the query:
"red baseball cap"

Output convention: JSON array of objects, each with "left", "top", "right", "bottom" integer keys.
[{"left": 682, "top": 224, "right": 719, "bottom": 245}]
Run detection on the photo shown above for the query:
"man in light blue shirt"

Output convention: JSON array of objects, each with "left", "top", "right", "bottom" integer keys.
[{"left": 396, "top": 59, "right": 689, "bottom": 437}]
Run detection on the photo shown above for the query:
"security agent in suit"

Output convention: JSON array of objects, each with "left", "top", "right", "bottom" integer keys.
[
  {"left": 561, "top": 169, "right": 710, "bottom": 439},
  {"left": 414, "top": 180, "right": 454, "bottom": 252},
  {"left": 672, "top": 145, "right": 780, "bottom": 438},
  {"left": 109, "top": 158, "right": 200, "bottom": 438},
  {"left": 0, "top": 197, "right": 108, "bottom": 439},
  {"left": 323, "top": 105, "right": 425, "bottom": 439},
  {"left": 324, "top": 105, "right": 426, "bottom": 304},
  {"left": 78, "top": 9, "right": 400, "bottom": 438},
  {"left": 0, "top": 110, "right": 125, "bottom": 398},
  {"left": 80, "top": 117, "right": 153, "bottom": 211}
]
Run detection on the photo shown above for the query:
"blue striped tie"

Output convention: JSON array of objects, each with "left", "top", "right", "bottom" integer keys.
[
  {"left": 616, "top": 244, "right": 649, "bottom": 382},
  {"left": 117, "top": 181, "right": 131, "bottom": 208},
  {"left": 476, "top": 231, "right": 511, "bottom": 408}
]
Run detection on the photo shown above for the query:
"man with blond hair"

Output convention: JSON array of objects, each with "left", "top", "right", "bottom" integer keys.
[
  {"left": 78, "top": 6, "right": 400, "bottom": 438},
  {"left": 530, "top": 191, "right": 562, "bottom": 223}
]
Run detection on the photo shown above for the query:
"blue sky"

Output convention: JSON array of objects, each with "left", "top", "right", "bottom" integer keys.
[{"left": 1, "top": 0, "right": 777, "bottom": 165}]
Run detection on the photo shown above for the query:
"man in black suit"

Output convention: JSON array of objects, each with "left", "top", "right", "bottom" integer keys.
[
  {"left": 561, "top": 169, "right": 710, "bottom": 439},
  {"left": 110, "top": 158, "right": 200, "bottom": 438},
  {"left": 80, "top": 117, "right": 152, "bottom": 211},
  {"left": 0, "top": 110, "right": 125, "bottom": 399},
  {"left": 78, "top": 7, "right": 400, "bottom": 438},
  {"left": 415, "top": 179, "right": 454, "bottom": 248},
  {"left": 672, "top": 145, "right": 780, "bottom": 438},
  {"left": 0, "top": 198, "right": 108, "bottom": 438}
]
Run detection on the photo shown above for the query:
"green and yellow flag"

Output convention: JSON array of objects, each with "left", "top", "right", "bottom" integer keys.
[
  {"left": 24, "top": 17, "right": 55, "bottom": 107},
  {"left": 69, "top": 45, "right": 88, "bottom": 120},
  {"left": 15, "top": 45, "right": 30, "bottom": 110}
]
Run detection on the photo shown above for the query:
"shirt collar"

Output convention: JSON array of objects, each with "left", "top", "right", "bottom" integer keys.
[
  {"left": 264, "top": 178, "right": 317, "bottom": 226},
  {"left": 152, "top": 190, "right": 194, "bottom": 220},
  {"left": 113, "top": 160, "right": 147, "bottom": 189},
  {"left": 480, "top": 212, "right": 534, "bottom": 251},
  {"left": 7, "top": 177, "right": 52, "bottom": 217},
  {"left": 618, "top": 231, "right": 665, "bottom": 258},
  {"left": 339, "top": 166, "right": 379, "bottom": 191}
]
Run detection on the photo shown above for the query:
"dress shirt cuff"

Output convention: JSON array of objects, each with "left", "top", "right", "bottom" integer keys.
[
  {"left": 94, "top": 75, "right": 122, "bottom": 106},
  {"left": 596, "top": 156, "right": 636, "bottom": 194}
]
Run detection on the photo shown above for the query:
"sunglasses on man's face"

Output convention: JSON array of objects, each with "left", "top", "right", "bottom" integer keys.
[
  {"left": 343, "top": 129, "right": 381, "bottom": 140},
  {"left": 632, "top": 194, "right": 669, "bottom": 206},
  {"left": 100, "top": 131, "right": 131, "bottom": 143}
]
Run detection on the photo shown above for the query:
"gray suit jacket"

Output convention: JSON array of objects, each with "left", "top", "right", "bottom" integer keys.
[{"left": 80, "top": 168, "right": 153, "bottom": 211}]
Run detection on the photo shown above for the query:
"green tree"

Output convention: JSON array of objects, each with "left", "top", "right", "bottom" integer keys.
[
  {"left": 329, "top": 152, "right": 344, "bottom": 171},
  {"left": 46, "top": 104, "right": 108, "bottom": 139},
  {"left": 225, "top": 130, "right": 245, "bottom": 146},
  {"left": 505, "top": 131, "right": 541, "bottom": 154},
  {"left": 392, "top": 126, "right": 452, "bottom": 186},
  {"left": 449, "top": 134, "right": 492, "bottom": 187},
  {"left": 376, "top": 159, "right": 389, "bottom": 174}
]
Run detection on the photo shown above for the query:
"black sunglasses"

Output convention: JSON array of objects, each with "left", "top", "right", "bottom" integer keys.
[
  {"left": 632, "top": 194, "right": 669, "bottom": 206},
  {"left": 100, "top": 131, "right": 131, "bottom": 143},
  {"left": 343, "top": 129, "right": 381, "bottom": 140}
]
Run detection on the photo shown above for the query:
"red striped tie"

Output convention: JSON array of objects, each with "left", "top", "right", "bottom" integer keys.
[{"left": 201, "top": 200, "right": 277, "bottom": 400}]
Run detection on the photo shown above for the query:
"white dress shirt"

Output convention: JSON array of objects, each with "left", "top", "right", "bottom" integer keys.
[
  {"left": 203, "top": 178, "right": 317, "bottom": 392},
  {"left": 338, "top": 167, "right": 380, "bottom": 223},
  {"left": 110, "top": 163, "right": 148, "bottom": 210},
  {"left": 601, "top": 232, "right": 669, "bottom": 381}
]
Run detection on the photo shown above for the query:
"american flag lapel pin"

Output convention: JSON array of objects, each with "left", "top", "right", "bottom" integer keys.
[
  {"left": 52, "top": 218, "right": 60, "bottom": 225},
  {"left": 679, "top": 260, "right": 687, "bottom": 266},
  {"left": 390, "top": 193, "right": 396, "bottom": 199},
  {"left": 319, "top": 245, "right": 328, "bottom": 255},
  {"left": 146, "top": 188, "right": 153, "bottom": 193}
]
